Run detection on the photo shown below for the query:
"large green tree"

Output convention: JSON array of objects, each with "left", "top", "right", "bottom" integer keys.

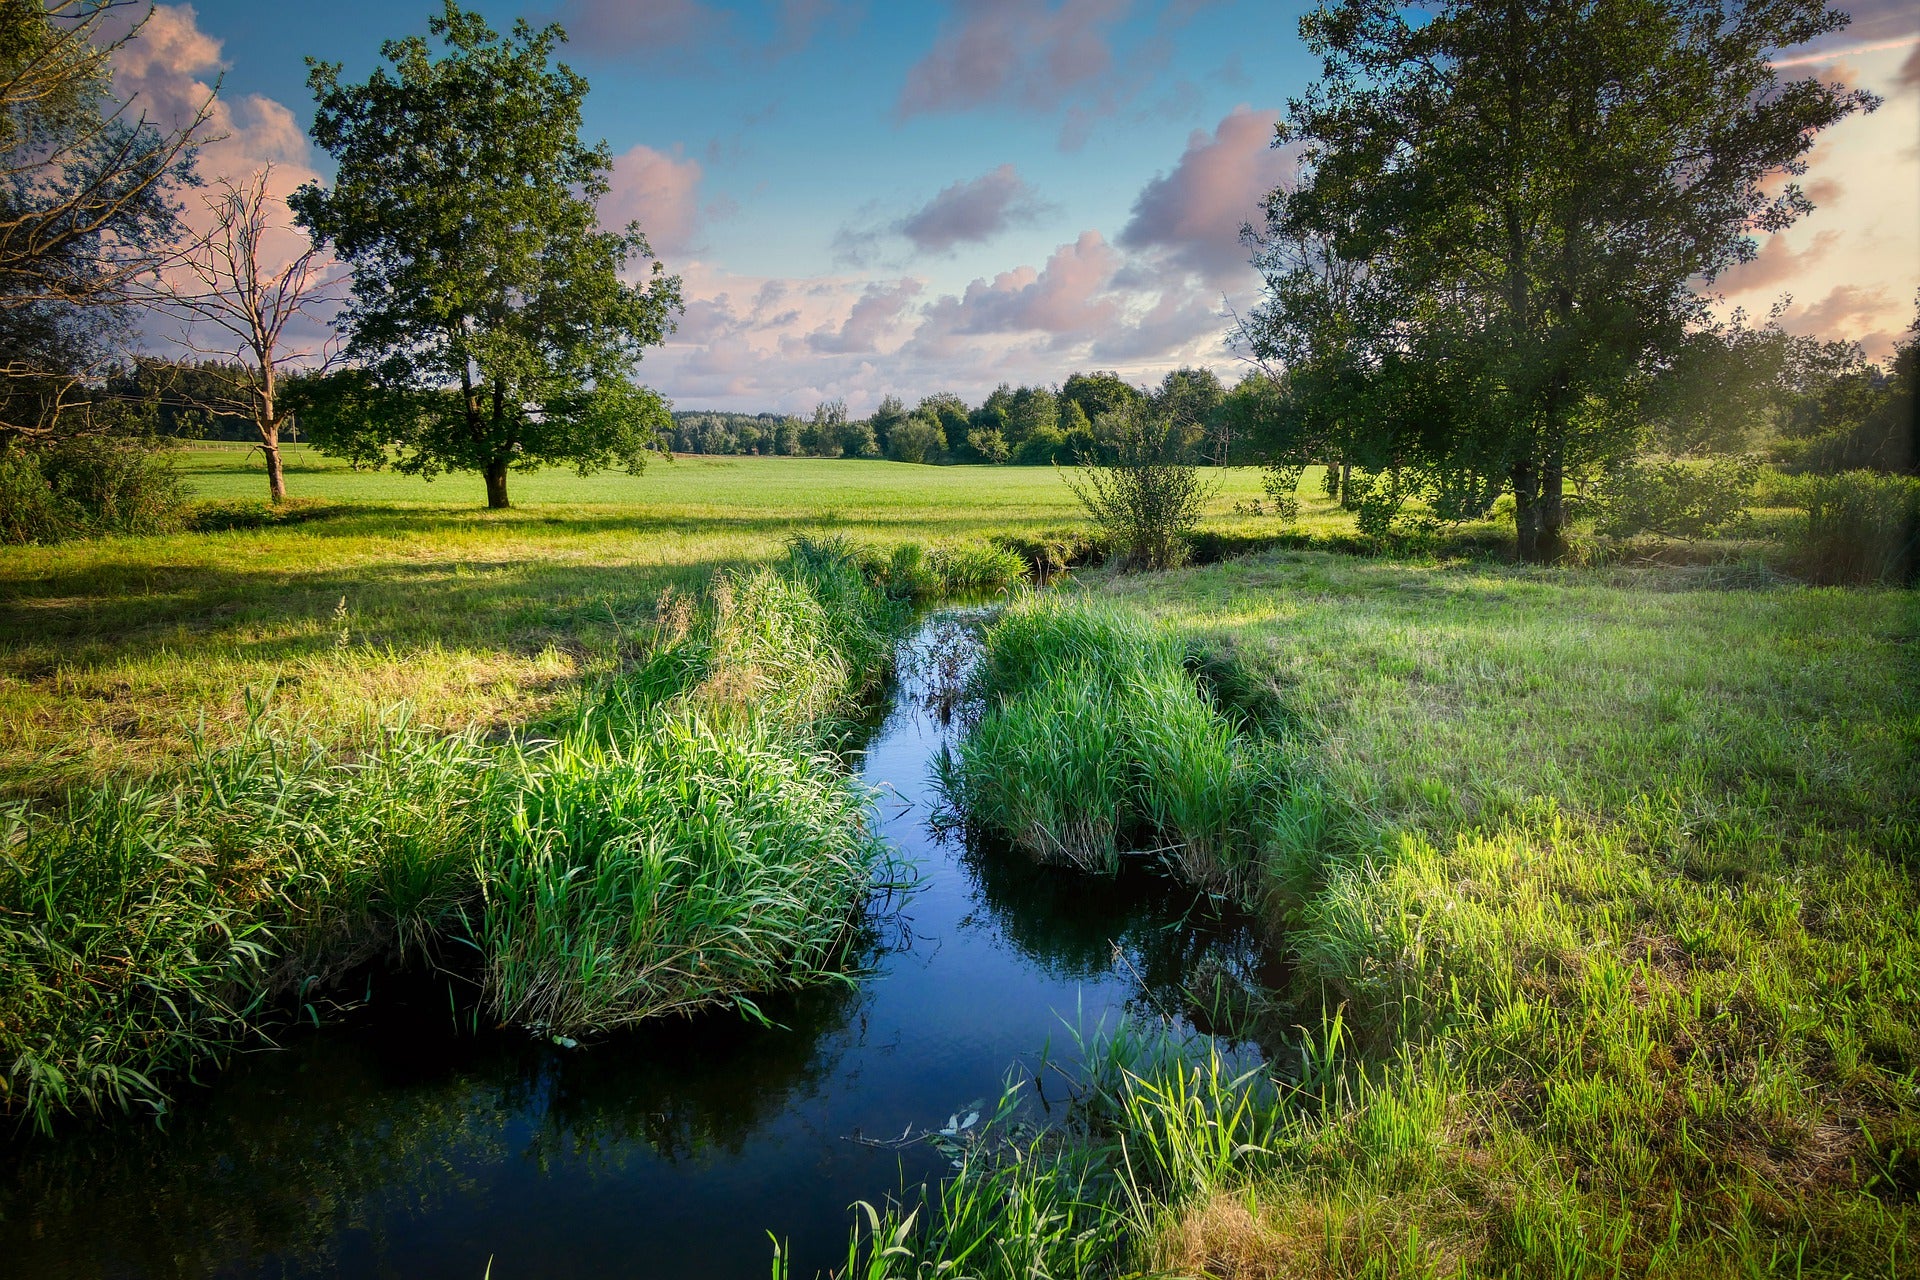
[
  {"left": 1252, "top": 0, "right": 1875, "bottom": 559},
  {"left": 291, "top": 3, "right": 681, "bottom": 508}
]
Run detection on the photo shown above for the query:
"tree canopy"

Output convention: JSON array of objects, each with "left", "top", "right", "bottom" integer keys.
[
  {"left": 291, "top": 2, "right": 682, "bottom": 508},
  {"left": 1245, "top": 0, "right": 1875, "bottom": 559}
]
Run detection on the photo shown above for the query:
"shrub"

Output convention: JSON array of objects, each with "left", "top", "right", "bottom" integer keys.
[
  {"left": 1592, "top": 454, "right": 1759, "bottom": 540},
  {"left": 885, "top": 413, "right": 944, "bottom": 464},
  {"left": 0, "top": 437, "right": 189, "bottom": 543},
  {"left": 1784, "top": 470, "right": 1920, "bottom": 584},
  {"left": 1064, "top": 406, "right": 1216, "bottom": 571},
  {"left": 1260, "top": 463, "right": 1305, "bottom": 522}
]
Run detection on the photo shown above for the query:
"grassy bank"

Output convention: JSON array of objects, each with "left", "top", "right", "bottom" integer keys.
[
  {"left": 0, "top": 543, "right": 922, "bottom": 1131},
  {"left": 0, "top": 449, "right": 1279, "bottom": 797},
  {"left": 913, "top": 552, "right": 1917, "bottom": 1276}
]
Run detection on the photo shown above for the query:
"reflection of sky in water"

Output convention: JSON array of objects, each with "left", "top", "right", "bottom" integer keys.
[{"left": 0, "top": 614, "right": 1278, "bottom": 1280}]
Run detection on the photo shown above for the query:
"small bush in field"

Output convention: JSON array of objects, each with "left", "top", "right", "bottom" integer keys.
[
  {"left": 1592, "top": 454, "right": 1758, "bottom": 540},
  {"left": 1064, "top": 406, "right": 1215, "bottom": 571},
  {"left": 1784, "top": 470, "right": 1920, "bottom": 584}
]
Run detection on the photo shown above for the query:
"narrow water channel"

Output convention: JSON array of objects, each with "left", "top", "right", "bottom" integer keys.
[{"left": 0, "top": 613, "right": 1274, "bottom": 1279}]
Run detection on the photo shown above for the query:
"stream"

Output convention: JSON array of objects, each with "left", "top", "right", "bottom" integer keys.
[{"left": 0, "top": 612, "right": 1277, "bottom": 1279}]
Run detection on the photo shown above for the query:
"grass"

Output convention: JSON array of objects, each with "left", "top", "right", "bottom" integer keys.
[
  {"left": 922, "top": 548, "right": 1919, "bottom": 1276},
  {"left": 0, "top": 447, "right": 1277, "bottom": 797},
  {"left": 0, "top": 541, "right": 909, "bottom": 1131}
]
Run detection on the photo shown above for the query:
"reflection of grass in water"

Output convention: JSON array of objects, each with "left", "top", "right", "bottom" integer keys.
[{"left": 1, "top": 972, "right": 866, "bottom": 1278}]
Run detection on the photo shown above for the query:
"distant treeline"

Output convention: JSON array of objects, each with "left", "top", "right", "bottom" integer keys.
[{"left": 671, "top": 367, "right": 1264, "bottom": 466}]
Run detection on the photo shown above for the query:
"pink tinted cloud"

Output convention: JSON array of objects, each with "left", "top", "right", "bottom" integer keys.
[
  {"left": 898, "top": 164, "right": 1048, "bottom": 253},
  {"left": 808, "top": 279, "right": 924, "bottom": 354},
  {"left": 896, "top": 0, "right": 1129, "bottom": 119},
  {"left": 604, "top": 145, "right": 707, "bottom": 258},
  {"left": 951, "top": 230, "right": 1121, "bottom": 336},
  {"left": 1118, "top": 106, "right": 1289, "bottom": 282},
  {"left": 1718, "top": 229, "right": 1841, "bottom": 294}
]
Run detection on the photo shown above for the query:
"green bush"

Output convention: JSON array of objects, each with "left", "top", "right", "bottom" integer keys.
[
  {"left": 1592, "top": 454, "right": 1758, "bottom": 540},
  {"left": 0, "top": 438, "right": 189, "bottom": 544},
  {"left": 1064, "top": 407, "right": 1216, "bottom": 571},
  {"left": 1784, "top": 470, "right": 1920, "bottom": 584}
]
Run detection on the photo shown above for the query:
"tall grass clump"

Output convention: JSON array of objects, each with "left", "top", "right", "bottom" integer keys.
[
  {"left": 475, "top": 709, "right": 889, "bottom": 1034},
  {"left": 815, "top": 1025, "right": 1289, "bottom": 1280},
  {"left": 0, "top": 712, "right": 494, "bottom": 1131},
  {"left": 942, "top": 594, "right": 1283, "bottom": 888},
  {"left": 1784, "top": 469, "right": 1919, "bottom": 584}
]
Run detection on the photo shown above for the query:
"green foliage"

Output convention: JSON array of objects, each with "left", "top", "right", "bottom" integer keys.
[
  {"left": 1777, "top": 314, "right": 1917, "bottom": 476},
  {"left": 1254, "top": 0, "right": 1873, "bottom": 559},
  {"left": 0, "top": 437, "right": 189, "bottom": 544},
  {"left": 1592, "top": 454, "right": 1760, "bottom": 540},
  {"left": 1065, "top": 405, "right": 1217, "bottom": 571},
  {"left": 943, "top": 595, "right": 1282, "bottom": 888},
  {"left": 885, "top": 413, "right": 944, "bottom": 464},
  {"left": 1783, "top": 470, "right": 1920, "bottom": 584},
  {"left": 476, "top": 709, "right": 884, "bottom": 1034},
  {"left": 291, "top": 3, "right": 682, "bottom": 508}
]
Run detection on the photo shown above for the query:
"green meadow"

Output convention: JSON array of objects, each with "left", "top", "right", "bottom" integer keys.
[{"left": 3, "top": 446, "right": 1915, "bottom": 1276}]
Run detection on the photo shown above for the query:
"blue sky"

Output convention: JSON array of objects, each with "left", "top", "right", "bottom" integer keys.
[{"left": 119, "top": 1, "right": 1920, "bottom": 413}]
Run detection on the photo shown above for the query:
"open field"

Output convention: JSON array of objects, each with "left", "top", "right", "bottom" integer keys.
[{"left": 0, "top": 447, "right": 1285, "bottom": 795}]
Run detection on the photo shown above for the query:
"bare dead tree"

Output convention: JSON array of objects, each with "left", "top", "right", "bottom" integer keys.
[{"left": 159, "top": 166, "right": 340, "bottom": 502}]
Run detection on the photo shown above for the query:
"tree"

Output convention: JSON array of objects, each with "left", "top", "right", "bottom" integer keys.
[
  {"left": 1060, "top": 370, "right": 1143, "bottom": 428},
  {"left": 2, "top": 0, "right": 205, "bottom": 441},
  {"left": 1005, "top": 384, "right": 1058, "bottom": 446},
  {"left": 159, "top": 168, "right": 339, "bottom": 502},
  {"left": 918, "top": 391, "right": 970, "bottom": 457},
  {"left": 291, "top": 4, "right": 682, "bottom": 508},
  {"left": 1152, "top": 367, "right": 1226, "bottom": 458},
  {"left": 870, "top": 394, "right": 907, "bottom": 453},
  {"left": 1254, "top": 0, "right": 1875, "bottom": 559},
  {"left": 885, "top": 412, "right": 943, "bottom": 464}
]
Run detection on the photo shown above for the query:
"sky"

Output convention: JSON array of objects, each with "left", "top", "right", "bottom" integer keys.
[{"left": 112, "top": 0, "right": 1920, "bottom": 415}]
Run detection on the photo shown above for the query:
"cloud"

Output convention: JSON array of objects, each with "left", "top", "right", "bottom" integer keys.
[
  {"left": 603, "top": 145, "right": 708, "bottom": 258},
  {"left": 1718, "top": 229, "right": 1841, "bottom": 293},
  {"left": 550, "top": 0, "right": 723, "bottom": 55},
  {"left": 1117, "top": 106, "right": 1289, "bottom": 283},
  {"left": 950, "top": 230, "right": 1121, "bottom": 337},
  {"left": 807, "top": 279, "right": 924, "bottom": 354},
  {"left": 547, "top": 0, "right": 853, "bottom": 64},
  {"left": 898, "top": 164, "right": 1048, "bottom": 253},
  {"left": 895, "top": 0, "right": 1129, "bottom": 119},
  {"left": 1785, "top": 283, "right": 1899, "bottom": 334}
]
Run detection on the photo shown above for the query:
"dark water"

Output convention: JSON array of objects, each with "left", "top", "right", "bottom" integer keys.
[{"left": 0, "top": 614, "right": 1275, "bottom": 1280}]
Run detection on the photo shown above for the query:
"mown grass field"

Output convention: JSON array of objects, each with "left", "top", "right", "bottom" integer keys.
[{"left": 0, "top": 446, "right": 1282, "bottom": 795}]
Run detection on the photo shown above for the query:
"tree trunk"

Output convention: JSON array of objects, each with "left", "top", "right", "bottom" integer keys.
[
  {"left": 1339, "top": 458, "right": 1352, "bottom": 509},
  {"left": 263, "top": 435, "right": 286, "bottom": 504},
  {"left": 484, "top": 459, "right": 510, "bottom": 509},
  {"left": 1512, "top": 459, "right": 1544, "bottom": 561}
]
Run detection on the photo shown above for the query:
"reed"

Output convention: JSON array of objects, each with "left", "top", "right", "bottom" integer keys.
[
  {"left": 1, "top": 542, "right": 921, "bottom": 1130},
  {"left": 942, "top": 593, "right": 1283, "bottom": 888}
]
